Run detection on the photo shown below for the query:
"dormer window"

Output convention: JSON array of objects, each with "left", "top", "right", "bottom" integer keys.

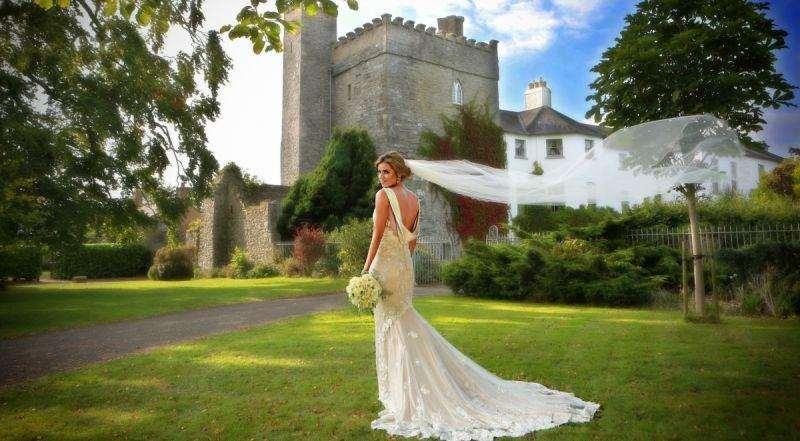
[{"left": 452, "top": 80, "right": 463, "bottom": 105}]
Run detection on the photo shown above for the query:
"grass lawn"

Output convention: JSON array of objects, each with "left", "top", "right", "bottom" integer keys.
[
  {"left": 0, "top": 295, "right": 798, "bottom": 440},
  {"left": 0, "top": 277, "right": 347, "bottom": 338}
]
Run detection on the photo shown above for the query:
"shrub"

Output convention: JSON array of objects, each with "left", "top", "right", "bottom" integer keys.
[
  {"left": 328, "top": 218, "right": 372, "bottom": 277},
  {"left": 279, "top": 257, "right": 304, "bottom": 277},
  {"left": 248, "top": 263, "right": 281, "bottom": 278},
  {"left": 277, "top": 128, "right": 378, "bottom": 238},
  {"left": 311, "top": 251, "right": 340, "bottom": 278},
  {"left": 53, "top": 243, "right": 152, "bottom": 279},
  {"left": 293, "top": 225, "right": 326, "bottom": 276},
  {"left": 147, "top": 245, "right": 195, "bottom": 281},
  {"left": 443, "top": 239, "right": 668, "bottom": 307},
  {"left": 441, "top": 240, "right": 544, "bottom": 300},
  {"left": 229, "top": 247, "right": 254, "bottom": 279},
  {"left": 0, "top": 245, "right": 43, "bottom": 280},
  {"left": 715, "top": 242, "right": 800, "bottom": 317}
]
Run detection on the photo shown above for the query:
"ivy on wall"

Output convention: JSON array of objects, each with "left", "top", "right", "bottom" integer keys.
[{"left": 419, "top": 100, "right": 509, "bottom": 241}]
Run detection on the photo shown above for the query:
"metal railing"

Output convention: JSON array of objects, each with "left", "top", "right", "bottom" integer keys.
[{"left": 627, "top": 223, "right": 800, "bottom": 252}]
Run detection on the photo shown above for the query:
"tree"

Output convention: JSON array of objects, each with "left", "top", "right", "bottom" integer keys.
[
  {"left": 419, "top": 100, "right": 508, "bottom": 241},
  {"left": 3, "top": 0, "right": 356, "bottom": 254},
  {"left": 758, "top": 156, "right": 800, "bottom": 202},
  {"left": 586, "top": 0, "right": 796, "bottom": 152},
  {"left": 1, "top": 0, "right": 230, "bottom": 252},
  {"left": 586, "top": 0, "right": 796, "bottom": 320},
  {"left": 278, "top": 127, "right": 378, "bottom": 238}
]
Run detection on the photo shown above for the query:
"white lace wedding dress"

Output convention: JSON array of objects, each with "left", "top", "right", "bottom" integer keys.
[{"left": 367, "top": 187, "right": 601, "bottom": 440}]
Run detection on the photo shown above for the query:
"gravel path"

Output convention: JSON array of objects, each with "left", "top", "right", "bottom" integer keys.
[{"left": 0, "top": 286, "right": 450, "bottom": 388}]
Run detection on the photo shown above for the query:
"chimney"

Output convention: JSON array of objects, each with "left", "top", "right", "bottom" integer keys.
[
  {"left": 437, "top": 15, "right": 464, "bottom": 37},
  {"left": 524, "top": 77, "right": 551, "bottom": 109}
]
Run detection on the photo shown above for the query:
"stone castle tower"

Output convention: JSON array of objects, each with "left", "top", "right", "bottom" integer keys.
[{"left": 280, "top": 11, "right": 500, "bottom": 241}]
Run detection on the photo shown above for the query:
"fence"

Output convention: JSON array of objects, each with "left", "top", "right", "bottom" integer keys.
[
  {"left": 273, "top": 237, "right": 462, "bottom": 285},
  {"left": 626, "top": 223, "right": 800, "bottom": 253}
]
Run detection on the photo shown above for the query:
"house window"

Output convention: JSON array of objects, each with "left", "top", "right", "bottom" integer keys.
[
  {"left": 758, "top": 163, "right": 765, "bottom": 175},
  {"left": 347, "top": 84, "right": 352, "bottom": 100},
  {"left": 712, "top": 181, "right": 720, "bottom": 194},
  {"left": 621, "top": 201, "right": 630, "bottom": 211},
  {"left": 514, "top": 139, "right": 526, "bottom": 159},
  {"left": 549, "top": 203, "right": 566, "bottom": 212},
  {"left": 452, "top": 80, "right": 463, "bottom": 105},
  {"left": 546, "top": 139, "right": 563, "bottom": 158},
  {"left": 585, "top": 139, "right": 594, "bottom": 152},
  {"left": 730, "top": 161, "right": 738, "bottom": 192}
]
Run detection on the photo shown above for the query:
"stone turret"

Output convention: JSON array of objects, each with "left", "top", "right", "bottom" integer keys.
[
  {"left": 524, "top": 77, "right": 551, "bottom": 109},
  {"left": 280, "top": 8, "right": 337, "bottom": 186},
  {"left": 437, "top": 15, "right": 464, "bottom": 37}
]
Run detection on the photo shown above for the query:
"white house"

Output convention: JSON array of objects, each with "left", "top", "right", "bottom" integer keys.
[{"left": 496, "top": 79, "right": 784, "bottom": 216}]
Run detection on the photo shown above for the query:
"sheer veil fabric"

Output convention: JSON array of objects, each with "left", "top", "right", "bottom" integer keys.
[
  {"left": 405, "top": 114, "right": 745, "bottom": 208},
  {"left": 368, "top": 187, "right": 600, "bottom": 440}
]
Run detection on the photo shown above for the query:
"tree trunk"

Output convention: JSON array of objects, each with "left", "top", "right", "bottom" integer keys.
[{"left": 684, "top": 185, "right": 706, "bottom": 316}]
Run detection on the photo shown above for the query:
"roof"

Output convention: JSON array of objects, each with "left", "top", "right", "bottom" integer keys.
[
  {"left": 496, "top": 106, "right": 609, "bottom": 138},
  {"left": 744, "top": 147, "right": 784, "bottom": 163}
]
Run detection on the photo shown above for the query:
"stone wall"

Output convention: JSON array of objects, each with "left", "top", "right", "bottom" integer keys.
[{"left": 331, "top": 13, "right": 498, "bottom": 242}]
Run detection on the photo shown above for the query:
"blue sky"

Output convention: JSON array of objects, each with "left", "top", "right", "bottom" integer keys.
[{"left": 188, "top": 0, "right": 799, "bottom": 184}]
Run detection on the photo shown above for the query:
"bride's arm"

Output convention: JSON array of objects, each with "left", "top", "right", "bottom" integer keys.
[{"left": 363, "top": 190, "right": 390, "bottom": 273}]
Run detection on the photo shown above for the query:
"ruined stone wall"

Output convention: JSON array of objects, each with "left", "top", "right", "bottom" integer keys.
[{"left": 242, "top": 200, "right": 282, "bottom": 265}]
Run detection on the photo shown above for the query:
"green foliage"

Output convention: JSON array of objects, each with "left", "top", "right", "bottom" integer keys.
[
  {"left": 228, "top": 246, "right": 254, "bottom": 279},
  {"left": 531, "top": 160, "right": 543, "bottom": 175},
  {"left": 512, "top": 204, "right": 619, "bottom": 235},
  {"left": 147, "top": 245, "right": 195, "bottom": 281},
  {"left": 327, "top": 217, "right": 372, "bottom": 277},
  {"left": 441, "top": 240, "right": 544, "bottom": 301},
  {"left": 220, "top": 0, "right": 358, "bottom": 54},
  {"left": 248, "top": 263, "right": 281, "bottom": 279},
  {"left": 3, "top": 1, "right": 231, "bottom": 253},
  {"left": 596, "top": 193, "right": 800, "bottom": 245},
  {"left": 278, "top": 257, "right": 303, "bottom": 277},
  {"left": 311, "top": 252, "right": 340, "bottom": 278},
  {"left": 442, "top": 239, "right": 674, "bottom": 306},
  {"left": 0, "top": 245, "right": 43, "bottom": 280},
  {"left": 586, "top": 0, "right": 796, "bottom": 151},
  {"left": 757, "top": 156, "right": 800, "bottom": 201},
  {"left": 419, "top": 100, "right": 508, "bottom": 240},
  {"left": 53, "top": 243, "right": 152, "bottom": 279},
  {"left": 278, "top": 128, "right": 378, "bottom": 238},
  {"left": 715, "top": 242, "right": 800, "bottom": 317}
]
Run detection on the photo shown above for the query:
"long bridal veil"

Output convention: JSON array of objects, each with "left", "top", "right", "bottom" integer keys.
[{"left": 406, "top": 114, "right": 745, "bottom": 208}]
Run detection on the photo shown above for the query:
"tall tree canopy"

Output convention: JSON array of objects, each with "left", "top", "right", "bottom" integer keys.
[
  {"left": 278, "top": 127, "right": 378, "bottom": 239},
  {"left": 1, "top": 0, "right": 356, "bottom": 252},
  {"left": 1, "top": 0, "right": 231, "bottom": 250},
  {"left": 586, "top": 0, "right": 796, "bottom": 151}
]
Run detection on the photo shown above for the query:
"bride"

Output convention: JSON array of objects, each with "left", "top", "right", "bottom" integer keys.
[{"left": 361, "top": 151, "right": 600, "bottom": 440}]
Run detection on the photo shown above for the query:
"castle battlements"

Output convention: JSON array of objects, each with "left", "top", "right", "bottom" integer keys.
[{"left": 333, "top": 13, "right": 498, "bottom": 53}]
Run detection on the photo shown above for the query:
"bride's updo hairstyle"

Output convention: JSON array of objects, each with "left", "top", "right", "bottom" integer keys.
[{"left": 375, "top": 151, "right": 412, "bottom": 182}]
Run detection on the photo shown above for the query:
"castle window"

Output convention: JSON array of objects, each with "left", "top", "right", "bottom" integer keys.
[
  {"left": 452, "top": 80, "right": 463, "bottom": 105},
  {"left": 514, "top": 139, "right": 526, "bottom": 159},
  {"left": 545, "top": 139, "right": 563, "bottom": 158}
]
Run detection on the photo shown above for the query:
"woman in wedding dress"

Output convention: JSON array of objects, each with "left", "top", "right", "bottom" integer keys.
[{"left": 362, "top": 151, "right": 600, "bottom": 440}]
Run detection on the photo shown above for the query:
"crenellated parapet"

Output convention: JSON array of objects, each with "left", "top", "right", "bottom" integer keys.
[{"left": 333, "top": 13, "right": 498, "bottom": 53}]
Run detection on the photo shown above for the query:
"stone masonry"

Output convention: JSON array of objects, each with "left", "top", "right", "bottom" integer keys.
[{"left": 282, "top": 11, "right": 500, "bottom": 243}]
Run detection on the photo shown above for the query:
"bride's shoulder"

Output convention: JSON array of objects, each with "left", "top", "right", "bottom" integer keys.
[{"left": 374, "top": 188, "right": 389, "bottom": 203}]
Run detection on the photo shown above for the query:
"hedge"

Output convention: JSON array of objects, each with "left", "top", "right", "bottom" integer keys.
[
  {"left": 0, "top": 246, "right": 43, "bottom": 280},
  {"left": 52, "top": 243, "right": 152, "bottom": 279}
]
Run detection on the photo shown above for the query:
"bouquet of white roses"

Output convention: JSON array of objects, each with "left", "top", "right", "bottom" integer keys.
[{"left": 346, "top": 272, "right": 384, "bottom": 311}]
